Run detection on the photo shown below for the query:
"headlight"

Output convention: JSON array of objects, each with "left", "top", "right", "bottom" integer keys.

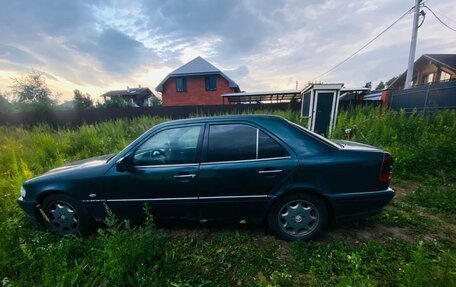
[{"left": 20, "top": 186, "right": 26, "bottom": 198}]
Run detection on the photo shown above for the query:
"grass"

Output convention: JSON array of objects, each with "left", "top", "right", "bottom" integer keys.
[{"left": 0, "top": 107, "right": 455, "bottom": 286}]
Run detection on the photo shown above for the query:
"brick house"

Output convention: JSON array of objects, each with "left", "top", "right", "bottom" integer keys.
[{"left": 156, "top": 56, "right": 240, "bottom": 106}]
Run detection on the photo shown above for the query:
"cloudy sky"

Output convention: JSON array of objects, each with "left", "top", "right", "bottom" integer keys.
[{"left": 0, "top": 0, "right": 455, "bottom": 102}]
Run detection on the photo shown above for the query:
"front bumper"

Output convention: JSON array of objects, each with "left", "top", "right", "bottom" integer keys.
[
  {"left": 326, "top": 188, "right": 395, "bottom": 223},
  {"left": 17, "top": 197, "right": 39, "bottom": 224}
]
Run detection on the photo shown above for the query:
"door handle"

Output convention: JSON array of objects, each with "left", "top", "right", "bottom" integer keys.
[
  {"left": 258, "top": 169, "right": 283, "bottom": 174},
  {"left": 173, "top": 174, "right": 196, "bottom": 179}
]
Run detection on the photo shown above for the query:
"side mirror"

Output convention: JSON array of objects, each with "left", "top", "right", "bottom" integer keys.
[{"left": 115, "top": 155, "right": 134, "bottom": 172}]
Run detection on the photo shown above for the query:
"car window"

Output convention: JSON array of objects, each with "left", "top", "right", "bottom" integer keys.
[
  {"left": 134, "top": 126, "right": 201, "bottom": 166},
  {"left": 258, "top": 131, "right": 289, "bottom": 158},
  {"left": 207, "top": 124, "right": 289, "bottom": 162},
  {"left": 208, "top": 124, "right": 256, "bottom": 162}
]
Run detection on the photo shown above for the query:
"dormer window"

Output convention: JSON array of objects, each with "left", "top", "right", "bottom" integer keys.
[
  {"left": 176, "top": 77, "right": 187, "bottom": 92},
  {"left": 205, "top": 75, "right": 217, "bottom": 91}
]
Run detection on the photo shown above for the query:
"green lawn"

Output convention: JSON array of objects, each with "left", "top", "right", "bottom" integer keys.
[{"left": 1, "top": 107, "right": 455, "bottom": 286}]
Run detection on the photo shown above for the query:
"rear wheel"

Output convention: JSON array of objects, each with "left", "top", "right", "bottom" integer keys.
[
  {"left": 268, "top": 193, "right": 327, "bottom": 241},
  {"left": 42, "top": 194, "right": 94, "bottom": 236}
]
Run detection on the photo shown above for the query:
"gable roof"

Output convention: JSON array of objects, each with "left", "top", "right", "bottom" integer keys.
[
  {"left": 424, "top": 54, "right": 456, "bottom": 71},
  {"left": 101, "top": 87, "right": 155, "bottom": 99},
  {"left": 156, "top": 56, "right": 240, "bottom": 92},
  {"left": 389, "top": 54, "right": 456, "bottom": 89}
]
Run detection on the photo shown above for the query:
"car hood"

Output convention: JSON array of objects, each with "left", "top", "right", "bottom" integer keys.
[
  {"left": 332, "top": 140, "right": 383, "bottom": 152},
  {"left": 42, "top": 153, "right": 115, "bottom": 176}
]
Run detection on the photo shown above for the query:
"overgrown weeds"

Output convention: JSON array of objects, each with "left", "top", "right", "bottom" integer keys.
[{"left": 0, "top": 107, "right": 455, "bottom": 286}]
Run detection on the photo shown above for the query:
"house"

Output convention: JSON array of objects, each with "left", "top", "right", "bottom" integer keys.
[
  {"left": 156, "top": 56, "right": 240, "bottom": 106},
  {"left": 101, "top": 87, "right": 158, "bottom": 107},
  {"left": 390, "top": 54, "right": 456, "bottom": 89}
]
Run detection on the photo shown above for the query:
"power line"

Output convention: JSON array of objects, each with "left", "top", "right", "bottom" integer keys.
[
  {"left": 312, "top": 7, "right": 414, "bottom": 81},
  {"left": 423, "top": 4, "right": 456, "bottom": 32}
]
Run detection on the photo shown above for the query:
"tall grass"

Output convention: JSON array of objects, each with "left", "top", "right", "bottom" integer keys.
[
  {"left": 334, "top": 107, "right": 456, "bottom": 180},
  {"left": 0, "top": 107, "right": 455, "bottom": 286}
]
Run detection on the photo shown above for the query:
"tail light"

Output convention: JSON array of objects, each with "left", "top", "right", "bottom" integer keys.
[{"left": 379, "top": 152, "right": 393, "bottom": 183}]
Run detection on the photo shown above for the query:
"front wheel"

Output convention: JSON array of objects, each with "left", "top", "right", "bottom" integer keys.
[
  {"left": 268, "top": 193, "right": 328, "bottom": 241},
  {"left": 42, "top": 194, "right": 94, "bottom": 236}
]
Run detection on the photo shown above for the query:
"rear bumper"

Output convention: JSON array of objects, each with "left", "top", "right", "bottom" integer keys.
[
  {"left": 17, "top": 197, "right": 39, "bottom": 224},
  {"left": 326, "top": 188, "right": 395, "bottom": 223}
]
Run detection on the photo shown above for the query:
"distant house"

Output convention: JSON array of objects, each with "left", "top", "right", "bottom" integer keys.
[
  {"left": 156, "top": 56, "right": 241, "bottom": 106},
  {"left": 390, "top": 54, "right": 456, "bottom": 89},
  {"left": 101, "top": 87, "right": 158, "bottom": 107}
]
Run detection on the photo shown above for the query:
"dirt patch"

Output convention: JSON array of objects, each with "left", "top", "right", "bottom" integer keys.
[
  {"left": 322, "top": 222, "right": 417, "bottom": 243},
  {"left": 391, "top": 184, "right": 418, "bottom": 199},
  {"left": 160, "top": 220, "right": 428, "bottom": 245}
]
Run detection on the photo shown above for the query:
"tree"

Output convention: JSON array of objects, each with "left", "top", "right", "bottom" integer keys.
[
  {"left": 385, "top": 76, "right": 398, "bottom": 88},
  {"left": 11, "top": 71, "right": 55, "bottom": 111},
  {"left": 364, "top": 82, "right": 372, "bottom": 90},
  {"left": 0, "top": 93, "right": 14, "bottom": 113},
  {"left": 375, "top": 81, "right": 385, "bottom": 90},
  {"left": 97, "top": 97, "right": 132, "bottom": 108},
  {"left": 150, "top": 96, "right": 162, "bottom": 106},
  {"left": 73, "top": 89, "right": 94, "bottom": 110}
]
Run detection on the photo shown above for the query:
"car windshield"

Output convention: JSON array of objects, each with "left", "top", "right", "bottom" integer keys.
[{"left": 106, "top": 153, "right": 117, "bottom": 163}]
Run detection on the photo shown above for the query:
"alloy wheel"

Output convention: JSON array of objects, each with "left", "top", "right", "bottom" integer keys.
[
  {"left": 278, "top": 200, "right": 319, "bottom": 236},
  {"left": 47, "top": 201, "right": 79, "bottom": 235}
]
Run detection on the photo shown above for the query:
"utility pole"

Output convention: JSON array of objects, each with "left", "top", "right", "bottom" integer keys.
[{"left": 404, "top": 0, "right": 422, "bottom": 89}]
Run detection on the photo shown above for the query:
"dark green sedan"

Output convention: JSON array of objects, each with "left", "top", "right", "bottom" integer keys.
[{"left": 17, "top": 115, "right": 394, "bottom": 241}]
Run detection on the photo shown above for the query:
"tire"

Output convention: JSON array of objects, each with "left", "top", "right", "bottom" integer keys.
[
  {"left": 41, "top": 194, "right": 95, "bottom": 236},
  {"left": 268, "top": 193, "right": 328, "bottom": 241}
]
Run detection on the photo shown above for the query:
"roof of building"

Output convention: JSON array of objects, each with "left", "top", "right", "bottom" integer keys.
[
  {"left": 222, "top": 90, "right": 301, "bottom": 103},
  {"left": 389, "top": 54, "right": 456, "bottom": 89},
  {"left": 101, "top": 87, "right": 154, "bottom": 98},
  {"left": 424, "top": 54, "right": 456, "bottom": 71},
  {"left": 156, "top": 56, "right": 240, "bottom": 92}
]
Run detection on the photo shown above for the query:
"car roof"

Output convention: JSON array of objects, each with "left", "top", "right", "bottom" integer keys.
[{"left": 159, "top": 114, "right": 286, "bottom": 126}]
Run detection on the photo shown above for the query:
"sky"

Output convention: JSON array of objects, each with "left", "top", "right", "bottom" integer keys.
[{"left": 0, "top": 0, "right": 455, "bottom": 103}]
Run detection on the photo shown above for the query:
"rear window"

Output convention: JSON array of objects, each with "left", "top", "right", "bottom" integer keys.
[
  {"left": 207, "top": 124, "right": 289, "bottom": 162},
  {"left": 286, "top": 120, "right": 340, "bottom": 149},
  {"left": 208, "top": 124, "right": 256, "bottom": 162},
  {"left": 258, "top": 130, "right": 288, "bottom": 158}
]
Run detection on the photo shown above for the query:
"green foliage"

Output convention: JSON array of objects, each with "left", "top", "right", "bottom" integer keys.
[
  {"left": 10, "top": 70, "right": 56, "bottom": 111},
  {"left": 0, "top": 94, "right": 14, "bottom": 113},
  {"left": 334, "top": 107, "right": 456, "bottom": 180},
  {"left": 73, "top": 89, "right": 93, "bottom": 110},
  {"left": 406, "top": 183, "right": 456, "bottom": 214},
  {"left": 97, "top": 96, "right": 132, "bottom": 108},
  {"left": 386, "top": 76, "right": 398, "bottom": 88},
  {"left": 0, "top": 107, "right": 455, "bottom": 286},
  {"left": 150, "top": 96, "right": 162, "bottom": 106},
  {"left": 375, "top": 81, "right": 385, "bottom": 90}
]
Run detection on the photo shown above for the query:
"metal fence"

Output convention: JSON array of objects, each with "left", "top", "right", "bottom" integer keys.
[
  {"left": 389, "top": 81, "right": 456, "bottom": 112},
  {"left": 0, "top": 102, "right": 301, "bottom": 126},
  {"left": 0, "top": 100, "right": 381, "bottom": 127}
]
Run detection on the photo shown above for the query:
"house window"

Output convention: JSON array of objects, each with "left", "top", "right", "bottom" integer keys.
[
  {"left": 440, "top": 71, "right": 451, "bottom": 82},
  {"left": 205, "top": 75, "right": 217, "bottom": 91},
  {"left": 176, "top": 77, "right": 187, "bottom": 92},
  {"left": 422, "top": 73, "right": 434, "bottom": 84}
]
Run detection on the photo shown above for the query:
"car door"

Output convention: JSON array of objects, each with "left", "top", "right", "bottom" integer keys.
[
  {"left": 103, "top": 124, "right": 204, "bottom": 222},
  {"left": 197, "top": 123, "right": 298, "bottom": 221}
]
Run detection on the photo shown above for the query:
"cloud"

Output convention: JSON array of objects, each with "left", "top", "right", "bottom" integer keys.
[
  {"left": 0, "top": 0, "right": 455, "bottom": 99},
  {"left": 76, "top": 28, "right": 159, "bottom": 74},
  {"left": 0, "top": 45, "right": 43, "bottom": 65}
]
